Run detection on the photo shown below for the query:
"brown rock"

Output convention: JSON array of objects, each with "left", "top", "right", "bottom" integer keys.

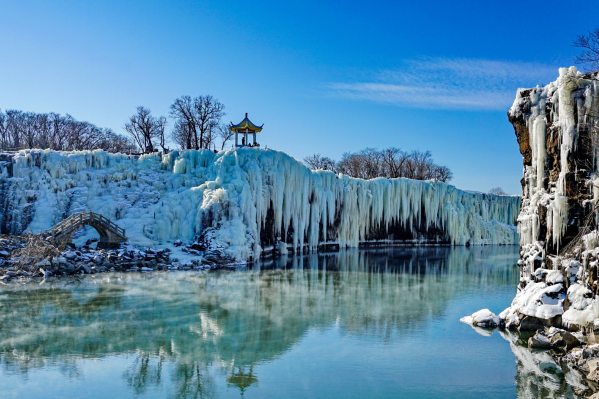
[
  {"left": 550, "top": 330, "right": 581, "bottom": 350},
  {"left": 509, "top": 111, "right": 532, "bottom": 166},
  {"left": 528, "top": 333, "right": 552, "bottom": 349},
  {"left": 518, "top": 314, "right": 545, "bottom": 331}
]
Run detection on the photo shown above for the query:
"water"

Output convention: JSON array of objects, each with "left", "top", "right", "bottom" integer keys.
[{"left": 0, "top": 246, "right": 585, "bottom": 398}]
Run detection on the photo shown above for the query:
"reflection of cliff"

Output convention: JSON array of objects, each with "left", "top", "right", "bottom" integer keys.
[
  {"left": 0, "top": 246, "right": 519, "bottom": 394},
  {"left": 500, "top": 331, "right": 587, "bottom": 398},
  {"left": 465, "top": 326, "right": 587, "bottom": 398}
]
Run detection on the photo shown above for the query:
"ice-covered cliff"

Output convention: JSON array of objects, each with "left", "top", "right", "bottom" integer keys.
[
  {"left": 0, "top": 148, "right": 519, "bottom": 261},
  {"left": 505, "top": 66, "right": 599, "bottom": 330}
]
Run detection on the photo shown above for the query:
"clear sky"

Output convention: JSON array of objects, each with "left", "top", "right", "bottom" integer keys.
[{"left": 2, "top": 0, "right": 599, "bottom": 194}]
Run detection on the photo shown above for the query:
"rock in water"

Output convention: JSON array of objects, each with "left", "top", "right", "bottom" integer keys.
[
  {"left": 529, "top": 332, "right": 552, "bottom": 349},
  {"left": 549, "top": 330, "right": 581, "bottom": 350},
  {"left": 460, "top": 309, "right": 499, "bottom": 328}
]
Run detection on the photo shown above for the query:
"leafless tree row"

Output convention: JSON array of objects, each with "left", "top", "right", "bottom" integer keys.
[
  {"left": 489, "top": 187, "right": 506, "bottom": 195},
  {"left": 0, "top": 110, "right": 136, "bottom": 153},
  {"left": 0, "top": 94, "right": 233, "bottom": 154},
  {"left": 304, "top": 147, "right": 453, "bottom": 182}
]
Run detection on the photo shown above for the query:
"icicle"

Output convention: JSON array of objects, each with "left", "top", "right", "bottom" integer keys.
[{"left": 3, "top": 147, "right": 521, "bottom": 261}]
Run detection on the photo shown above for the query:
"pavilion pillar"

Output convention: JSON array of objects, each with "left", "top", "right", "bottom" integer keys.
[
  {"left": 245, "top": 128, "right": 248, "bottom": 146},
  {"left": 235, "top": 132, "right": 239, "bottom": 147},
  {"left": 253, "top": 132, "right": 256, "bottom": 145}
]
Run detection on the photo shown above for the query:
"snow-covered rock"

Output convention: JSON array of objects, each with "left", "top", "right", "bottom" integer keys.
[
  {"left": 37, "top": 258, "right": 51, "bottom": 267},
  {"left": 505, "top": 281, "right": 566, "bottom": 321},
  {"left": 528, "top": 332, "right": 552, "bottom": 348},
  {"left": 562, "top": 284, "right": 598, "bottom": 328},
  {"left": 52, "top": 257, "right": 67, "bottom": 266},
  {"left": 460, "top": 309, "right": 500, "bottom": 328}
]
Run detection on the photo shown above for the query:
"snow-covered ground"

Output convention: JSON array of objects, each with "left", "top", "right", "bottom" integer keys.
[{"left": 0, "top": 148, "right": 520, "bottom": 261}]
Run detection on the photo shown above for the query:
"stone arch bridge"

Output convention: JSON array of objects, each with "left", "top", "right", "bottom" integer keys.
[{"left": 43, "top": 212, "right": 126, "bottom": 249}]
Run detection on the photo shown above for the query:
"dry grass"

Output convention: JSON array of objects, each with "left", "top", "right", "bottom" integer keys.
[{"left": 9, "top": 233, "right": 67, "bottom": 272}]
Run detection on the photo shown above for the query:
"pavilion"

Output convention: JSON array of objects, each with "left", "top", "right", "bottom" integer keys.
[{"left": 230, "top": 113, "right": 263, "bottom": 147}]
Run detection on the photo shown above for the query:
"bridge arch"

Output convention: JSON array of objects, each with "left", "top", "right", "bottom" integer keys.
[{"left": 44, "top": 212, "right": 127, "bottom": 249}]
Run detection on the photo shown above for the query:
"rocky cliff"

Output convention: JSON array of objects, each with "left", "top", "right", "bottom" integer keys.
[{"left": 503, "top": 66, "right": 599, "bottom": 331}]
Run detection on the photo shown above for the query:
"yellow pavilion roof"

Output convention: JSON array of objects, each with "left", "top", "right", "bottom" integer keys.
[{"left": 230, "top": 113, "right": 263, "bottom": 133}]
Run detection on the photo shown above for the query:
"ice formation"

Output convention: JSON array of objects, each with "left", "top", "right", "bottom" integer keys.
[
  {"left": 0, "top": 148, "right": 520, "bottom": 260},
  {"left": 510, "top": 66, "right": 599, "bottom": 249},
  {"left": 501, "top": 66, "right": 599, "bottom": 329}
]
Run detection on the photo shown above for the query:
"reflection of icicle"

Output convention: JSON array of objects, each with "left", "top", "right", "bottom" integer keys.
[
  {"left": 5, "top": 148, "right": 520, "bottom": 261},
  {"left": 0, "top": 245, "right": 520, "bottom": 372}
]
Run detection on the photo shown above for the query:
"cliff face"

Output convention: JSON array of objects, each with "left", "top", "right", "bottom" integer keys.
[
  {"left": 506, "top": 66, "right": 599, "bottom": 330},
  {"left": 0, "top": 148, "right": 520, "bottom": 261}
]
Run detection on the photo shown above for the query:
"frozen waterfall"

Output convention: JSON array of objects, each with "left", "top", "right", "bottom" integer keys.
[{"left": 0, "top": 148, "right": 520, "bottom": 260}]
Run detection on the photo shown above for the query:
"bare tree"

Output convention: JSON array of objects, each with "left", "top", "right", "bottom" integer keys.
[
  {"left": 359, "top": 148, "right": 383, "bottom": 179},
  {"left": 124, "top": 107, "right": 166, "bottom": 153},
  {"left": 169, "top": 95, "right": 226, "bottom": 150},
  {"left": 489, "top": 187, "right": 507, "bottom": 195},
  {"left": 98, "top": 129, "right": 137, "bottom": 153},
  {"left": 156, "top": 116, "right": 168, "bottom": 152},
  {"left": 380, "top": 147, "right": 409, "bottom": 178},
  {"left": 195, "top": 95, "right": 225, "bottom": 150},
  {"left": 404, "top": 150, "right": 433, "bottom": 180},
  {"left": 574, "top": 27, "right": 599, "bottom": 72},
  {"left": 216, "top": 123, "right": 234, "bottom": 150},
  {"left": 303, "top": 154, "right": 337, "bottom": 172},
  {"left": 169, "top": 96, "right": 196, "bottom": 149},
  {"left": 203, "top": 122, "right": 216, "bottom": 151},
  {"left": 430, "top": 165, "right": 453, "bottom": 182},
  {"left": 337, "top": 152, "right": 368, "bottom": 178},
  {"left": 171, "top": 120, "right": 193, "bottom": 151},
  {"left": 0, "top": 110, "right": 8, "bottom": 148}
]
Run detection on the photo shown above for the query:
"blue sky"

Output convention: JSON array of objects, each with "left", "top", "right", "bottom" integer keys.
[{"left": 2, "top": 0, "right": 598, "bottom": 194}]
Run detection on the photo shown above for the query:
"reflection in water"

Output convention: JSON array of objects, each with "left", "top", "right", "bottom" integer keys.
[
  {"left": 467, "top": 320, "right": 588, "bottom": 398},
  {"left": 0, "top": 246, "right": 579, "bottom": 398}
]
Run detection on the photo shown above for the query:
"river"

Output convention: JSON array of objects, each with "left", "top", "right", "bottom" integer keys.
[{"left": 0, "top": 246, "right": 585, "bottom": 398}]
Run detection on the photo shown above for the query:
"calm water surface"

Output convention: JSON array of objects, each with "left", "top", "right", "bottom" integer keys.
[{"left": 0, "top": 246, "right": 586, "bottom": 398}]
